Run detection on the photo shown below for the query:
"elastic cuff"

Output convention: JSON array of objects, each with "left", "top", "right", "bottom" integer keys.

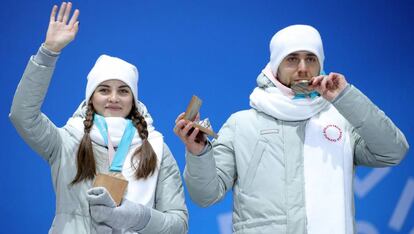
[
  {"left": 185, "top": 145, "right": 216, "bottom": 178},
  {"left": 331, "top": 83, "right": 351, "bottom": 104},
  {"left": 137, "top": 208, "right": 164, "bottom": 233},
  {"left": 195, "top": 140, "right": 212, "bottom": 156},
  {"left": 40, "top": 43, "right": 61, "bottom": 56},
  {"left": 133, "top": 204, "right": 151, "bottom": 231},
  {"left": 33, "top": 44, "right": 60, "bottom": 67}
]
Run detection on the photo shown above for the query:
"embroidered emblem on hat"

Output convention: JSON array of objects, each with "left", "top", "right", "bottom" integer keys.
[{"left": 323, "top": 124, "right": 342, "bottom": 142}]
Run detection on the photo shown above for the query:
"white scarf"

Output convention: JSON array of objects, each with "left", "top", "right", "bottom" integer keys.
[
  {"left": 67, "top": 113, "right": 163, "bottom": 208},
  {"left": 249, "top": 86, "right": 330, "bottom": 121},
  {"left": 249, "top": 72, "right": 354, "bottom": 234}
]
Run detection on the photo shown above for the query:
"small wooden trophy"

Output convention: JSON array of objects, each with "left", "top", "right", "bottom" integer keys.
[
  {"left": 183, "top": 95, "right": 218, "bottom": 139},
  {"left": 93, "top": 172, "right": 128, "bottom": 206}
]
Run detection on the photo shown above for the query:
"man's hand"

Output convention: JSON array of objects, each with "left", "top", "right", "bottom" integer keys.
[
  {"left": 44, "top": 2, "right": 80, "bottom": 52},
  {"left": 174, "top": 112, "right": 207, "bottom": 155},
  {"left": 310, "top": 72, "right": 348, "bottom": 101}
]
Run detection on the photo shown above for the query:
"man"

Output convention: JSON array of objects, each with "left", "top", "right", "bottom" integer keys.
[{"left": 174, "top": 25, "right": 409, "bottom": 234}]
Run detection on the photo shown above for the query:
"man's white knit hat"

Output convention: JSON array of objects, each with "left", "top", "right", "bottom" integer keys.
[
  {"left": 269, "top": 25, "right": 324, "bottom": 77},
  {"left": 85, "top": 54, "right": 139, "bottom": 107}
]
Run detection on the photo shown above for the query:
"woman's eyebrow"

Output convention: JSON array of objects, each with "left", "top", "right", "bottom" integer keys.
[{"left": 96, "top": 84, "right": 110, "bottom": 88}]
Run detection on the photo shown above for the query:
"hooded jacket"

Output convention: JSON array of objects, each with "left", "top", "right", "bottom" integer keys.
[
  {"left": 184, "top": 75, "right": 408, "bottom": 234},
  {"left": 10, "top": 50, "right": 188, "bottom": 234}
]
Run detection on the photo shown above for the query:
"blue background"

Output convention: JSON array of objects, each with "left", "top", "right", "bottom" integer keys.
[{"left": 1, "top": 0, "right": 413, "bottom": 233}]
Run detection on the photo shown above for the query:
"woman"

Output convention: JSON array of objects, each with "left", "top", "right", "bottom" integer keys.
[{"left": 10, "top": 2, "right": 188, "bottom": 233}]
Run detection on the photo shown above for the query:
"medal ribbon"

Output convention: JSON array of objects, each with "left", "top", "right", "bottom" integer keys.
[{"left": 93, "top": 114, "right": 136, "bottom": 172}]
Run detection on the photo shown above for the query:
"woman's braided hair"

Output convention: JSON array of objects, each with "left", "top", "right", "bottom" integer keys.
[
  {"left": 129, "top": 106, "right": 157, "bottom": 179},
  {"left": 71, "top": 102, "right": 156, "bottom": 185},
  {"left": 71, "top": 102, "right": 96, "bottom": 184}
]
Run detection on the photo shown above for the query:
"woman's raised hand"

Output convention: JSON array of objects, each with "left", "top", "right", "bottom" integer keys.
[{"left": 44, "top": 2, "right": 80, "bottom": 52}]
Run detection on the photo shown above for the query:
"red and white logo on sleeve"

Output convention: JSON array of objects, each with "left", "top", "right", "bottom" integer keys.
[{"left": 323, "top": 124, "right": 343, "bottom": 142}]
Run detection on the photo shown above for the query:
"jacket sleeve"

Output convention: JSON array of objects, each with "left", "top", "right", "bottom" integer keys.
[
  {"left": 9, "top": 47, "right": 63, "bottom": 165},
  {"left": 332, "top": 85, "right": 409, "bottom": 167},
  {"left": 140, "top": 143, "right": 188, "bottom": 234},
  {"left": 183, "top": 115, "right": 236, "bottom": 207}
]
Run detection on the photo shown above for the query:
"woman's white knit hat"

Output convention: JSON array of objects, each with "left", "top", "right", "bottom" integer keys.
[
  {"left": 269, "top": 25, "right": 324, "bottom": 77},
  {"left": 85, "top": 54, "right": 139, "bottom": 107}
]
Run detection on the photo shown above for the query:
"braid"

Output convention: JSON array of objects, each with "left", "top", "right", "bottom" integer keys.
[
  {"left": 71, "top": 102, "right": 97, "bottom": 185},
  {"left": 83, "top": 103, "right": 94, "bottom": 133},
  {"left": 130, "top": 107, "right": 157, "bottom": 179},
  {"left": 133, "top": 112, "right": 148, "bottom": 140}
]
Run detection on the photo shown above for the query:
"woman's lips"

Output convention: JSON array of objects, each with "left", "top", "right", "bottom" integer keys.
[{"left": 105, "top": 106, "right": 122, "bottom": 111}]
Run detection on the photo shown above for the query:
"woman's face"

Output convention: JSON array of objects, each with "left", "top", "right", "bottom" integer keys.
[{"left": 91, "top": 79, "right": 133, "bottom": 118}]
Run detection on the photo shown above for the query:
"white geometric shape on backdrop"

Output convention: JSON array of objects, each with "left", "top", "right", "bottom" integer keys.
[
  {"left": 354, "top": 168, "right": 391, "bottom": 198},
  {"left": 389, "top": 177, "right": 414, "bottom": 231},
  {"left": 217, "top": 212, "right": 232, "bottom": 234},
  {"left": 356, "top": 220, "right": 379, "bottom": 234}
]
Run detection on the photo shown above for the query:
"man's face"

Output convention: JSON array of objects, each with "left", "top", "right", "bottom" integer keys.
[{"left": 277, "top": 51, "right": 320, "bottom": 87}]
